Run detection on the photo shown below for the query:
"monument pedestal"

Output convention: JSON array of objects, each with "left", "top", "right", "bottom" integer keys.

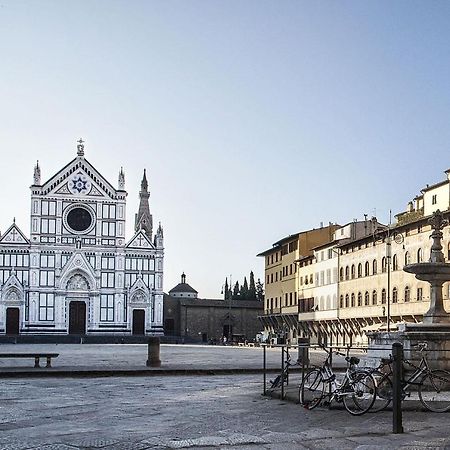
[{"left": 368, "top": 323, "right": 450, "bottom": 371}]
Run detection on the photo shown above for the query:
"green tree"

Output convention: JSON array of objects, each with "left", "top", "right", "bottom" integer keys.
[
  {"left": 223, "top": 277, "right": 229, "bottom": 300},
  {"left": 240, "top": 277, "right": 249, "bottom": 300},
  {"left": 255, "top": 278, "right": 264, "bottom": 302},
  {"left": 232, "top": 281, "right": 240, "bottom": 299},
  {"left": 249, "top": 271, "right": 256, "bottom": 300}
]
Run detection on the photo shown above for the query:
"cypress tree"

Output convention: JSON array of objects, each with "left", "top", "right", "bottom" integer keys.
[
  {"left": 233, "top": 281, "right": 240, "bottom": 299},
  {"left": 249, "top": 271, "right": 256, "bottom": 300},
  {"left": 241, "top": 277, "right": 249, "bottom": 299}
]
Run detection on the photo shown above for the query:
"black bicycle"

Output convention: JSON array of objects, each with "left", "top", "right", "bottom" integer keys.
[
  {"left": 371, "top": 343, "right": 450, "bottom": 413},
  {"left": 299, "top": 346, "right": 377, "bottom": 415}
]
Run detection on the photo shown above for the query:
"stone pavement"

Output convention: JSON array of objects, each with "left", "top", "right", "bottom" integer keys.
[{"left": 0, "top": 344, "right": 448, "bottom": 449}]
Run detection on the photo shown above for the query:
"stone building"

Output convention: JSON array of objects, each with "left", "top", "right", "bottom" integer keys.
[
  {"left": 164, "top": 274, "right": 263, "bottom": 343},
  {"left": 0, "top": 141, "right": 164, "bottom": 337},
  {"left": 258, "top": 168, "right": 450, "bottom": 347}
]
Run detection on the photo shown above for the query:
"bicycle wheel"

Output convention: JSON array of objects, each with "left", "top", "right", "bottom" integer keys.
[
  {"left": 418, "top": 369, "right": 450, "bottom": 412},
  {"left": 300, "top": 369, "right": 325, "bottom": 409},
  {"left": 269, "top": 374, "right": 282, "bottom": 390},
  {"left": 342, "top": 371, "right": 377, "bottom": 415},
  {"left": 371, "top": 370, "right": 393, "bottom": 412}
]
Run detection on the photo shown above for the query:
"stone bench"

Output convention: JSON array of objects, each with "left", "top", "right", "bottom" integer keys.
[{"left": 0, "top": 353, "right": 59, "bottom": 368}]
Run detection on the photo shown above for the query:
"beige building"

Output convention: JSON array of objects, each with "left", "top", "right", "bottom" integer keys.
[
  {"left": 259, "top": 168, "right": 450, "bottom": 346},
  {"left": 257, "top": 224, "right": 339, "bottom": 344}
]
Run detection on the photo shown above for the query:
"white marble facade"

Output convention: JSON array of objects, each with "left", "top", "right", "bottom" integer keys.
[{"left": 0, "top": 141, "right": 164, "bottom": 336}]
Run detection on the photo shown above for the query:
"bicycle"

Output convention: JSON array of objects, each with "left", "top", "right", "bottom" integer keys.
[
  {"left": 370, "top": 342, "right": 450, "bottom": 413},
  {"left": 268, "top": 348, "right": 294, "bottom": 391},
  {"left": 299, "top": 346, "right": 377, "bottom": 415}
]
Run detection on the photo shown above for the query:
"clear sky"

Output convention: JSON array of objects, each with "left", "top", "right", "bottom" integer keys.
[{"left": 1, "top": 1, "right": 450, "bottom": 298}]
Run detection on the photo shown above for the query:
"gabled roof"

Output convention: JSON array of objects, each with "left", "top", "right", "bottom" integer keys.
[
  {"left": 0, "top": 223, "right": 29, "bottom": 245},
  {"left": 126, "top": 229, "right": 155, "bottom": 249},
  {"left": 35, "top": 156, "right": 122, "bottom": 200}
]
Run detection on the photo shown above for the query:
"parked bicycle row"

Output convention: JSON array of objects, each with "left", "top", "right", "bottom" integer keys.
[{"left": 263, "top": 342, "right": 450, "bottom": 415}]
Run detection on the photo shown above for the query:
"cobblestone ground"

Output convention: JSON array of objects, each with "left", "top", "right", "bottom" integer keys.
[{"left": 1, "top": 374, "right": 450, "bottom": 450}]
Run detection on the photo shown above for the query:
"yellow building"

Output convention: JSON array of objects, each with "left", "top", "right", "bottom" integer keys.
[
  {"left": 257, "top": 224, "right": 339, "bottom": 344},
  {"left": 260, "top": 168, "right": 450, "bottom": 347}
]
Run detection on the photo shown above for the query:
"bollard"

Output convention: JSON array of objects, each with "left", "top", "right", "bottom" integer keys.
[
  {"left": 146, "top": 337, "right": 161, "bottom": 367},
  {"left": 263, "top": 345, "right": 267, "bottom": 395},
  {"left": 281, "top": 346, "right": 285, "bottom": 400},
  {"left": 392, "top": 342, "right": 404, "bottom": 434},
  {"left": 297, "top": 337, "right": 310, "bottom": 367}
]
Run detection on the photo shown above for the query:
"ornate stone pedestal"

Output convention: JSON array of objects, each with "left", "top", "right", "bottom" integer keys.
[
  {"left": 368, "top": 324, "right": 450, "bottom": 371},
  {"left": 368, "top": 211, "right": 450, "bottom": 370}
]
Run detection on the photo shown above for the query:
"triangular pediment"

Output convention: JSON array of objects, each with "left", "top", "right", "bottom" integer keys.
[
  {"left": 126, "top": 230, "right": 155, "bottom": 249},
  {"left": 57, "top": 250, "right": 98, "bottom": 290},
  {"left": 129, "top": 276, "right": 150, "bottom": 302},
  {"left": 38, "top": 157, "right": 122, "bottom": 200},
  {"left": 2, "top": 271, "right": 24, "bottom": 292},
  {"left": 0, "top": 223, "right": 29, "bottom": 245}
]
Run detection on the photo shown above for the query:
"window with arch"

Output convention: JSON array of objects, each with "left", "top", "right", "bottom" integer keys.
[
  {"left": 340, "top": 295, "right": 344, "bottom": 308},
  {"left": 404, "top": 286, "right": 410, "bottom": 302},
  {"left": 351, "top": 293, "right": 355, "bottom": 307},
  {"left": 345, "top": 294, "right": 349, "bottom": 307},
  {"left": 381, "top": 257, "right": 387, "bottom": 273},
  {"left": 364, "top": 291, "right": 369, "bottom": 306},
  {"left": 365, "top": 261, "right": 370, "bottom": 277},
  {"left": 392, "top": 287, "right": 398, "bottom": 303},
  {"left": 373, "top": 259, "right": 377, "bottom": 275},
  {"left": 417, "top": 248, "right": 423, "bottom": 263},
  {"left": 405, "top": 252, "right": 411, "bottom": 265},
  {"left": 357, "top": 263, "right": 362, "bottom": 278},
  {"left": 372, "top": 290, "right": 377, "bottom": 305},
  {"left": 351, "top": 265, "right": 355, "bottom": 279},
  {"left": 340, "top": 267, "right": 344, "bottom": 281},
  {"left": 392, "top": 254, "right": 398, "bottom": 271},
  {"left": 357, "top": 292, "right": 362, "bottom": 306},
  {"left": 345, "top": 266, "right": 349, "bottom": 280},
  {"left": 381, "top": 288, "right": 386, "bottom": 304}
]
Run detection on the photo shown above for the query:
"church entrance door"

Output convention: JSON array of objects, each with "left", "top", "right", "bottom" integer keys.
[
  {"left": 69, "top": 301, "right": 86, "bottom": 335},
  {"left": 132, "top": 309, "right": 145, "bottom": 335},
  {"left": 6, "top": 308, "right": 20, "bottom": 335}
]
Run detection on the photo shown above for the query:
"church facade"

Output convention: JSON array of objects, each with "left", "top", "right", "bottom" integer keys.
[{"left": 0, "top": 141, "right": 164, "bottom": 337}]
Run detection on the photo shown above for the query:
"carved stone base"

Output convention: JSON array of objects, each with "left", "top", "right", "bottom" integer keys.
[{"left": 367, "top": 324, "right": 450, "bottom": 371}]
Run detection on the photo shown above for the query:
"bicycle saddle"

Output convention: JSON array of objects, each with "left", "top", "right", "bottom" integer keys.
[
  {"left": 381, "top": 357, "right": 393, "bottom": 365},
  {"left": 345, "top": 356, "right": 360, "bottom": 365}
]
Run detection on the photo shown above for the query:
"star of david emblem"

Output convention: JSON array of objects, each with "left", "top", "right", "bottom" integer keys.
[{"left": 72, "top": 176, "right": 88, "bottom": 193}]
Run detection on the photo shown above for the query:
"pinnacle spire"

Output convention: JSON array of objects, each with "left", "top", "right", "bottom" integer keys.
[
  {"left": 33, "top": 160, "right": 41, "bottom": 185},
  {"left": 118, "top": 167, "right": 125, "bottom": 190},
  {"left": 135, "top": 169, "right": 153, "bottom": 238}
]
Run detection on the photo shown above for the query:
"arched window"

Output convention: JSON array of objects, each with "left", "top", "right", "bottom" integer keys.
[
  {"left": 345, "top": 294, "right": 349, "bottom": 307},
  {"left": 339, "top": 267, "right": 344, "bottom": 281},
  {"left": 351, "top": 265, "right": 356, "bottom": 279},
  {"left": 340, "top": 295, "right": 344, "bottom": 308},
  {"left": 357, "top": 292, "right": 362, "bottom": 306},
  {"left": 351, "top": 293, "right": 355, "bottom": 307},
  {"left": 392, "top": 254, "right": 398, "bottom": 271},
  {"left": 381, "top": 288, "right": 386, "bottom": 304},
  {"left": 365, "top": 261, "right": 370, "bottom": 277},
  {"left": 392, "top": 287, "right": 398, "bottom": 303},
  {"left": 373, "top": 259, "right": 377, "bottom": 275},
  {"left": 405, "top": 286, "right": 410, "bottom": 302},
  {"left": 381, "top": 257, "right": 387, "bottom": 273},
  {"left": 405, "top": 252, "right": 411, "bottom": 265},
  {"left": 364, "top": 291, "right": 369, "bottom": 306},
  {"left": 345, "top": 266, "right": 349, "bottom": 280},
  {"left": 417, "top": 248, "right": 423, "bottom": 263},
  {"left": 372, "top": 290, "right": 377, "bottom": 305},
  {"left": 357, "top": 263, "right": 362, "bottom": 278}
]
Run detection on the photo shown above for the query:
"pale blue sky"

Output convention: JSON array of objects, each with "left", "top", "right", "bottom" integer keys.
[{"left": 1, "top": 1, "right": 450, "bottom": 297}]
